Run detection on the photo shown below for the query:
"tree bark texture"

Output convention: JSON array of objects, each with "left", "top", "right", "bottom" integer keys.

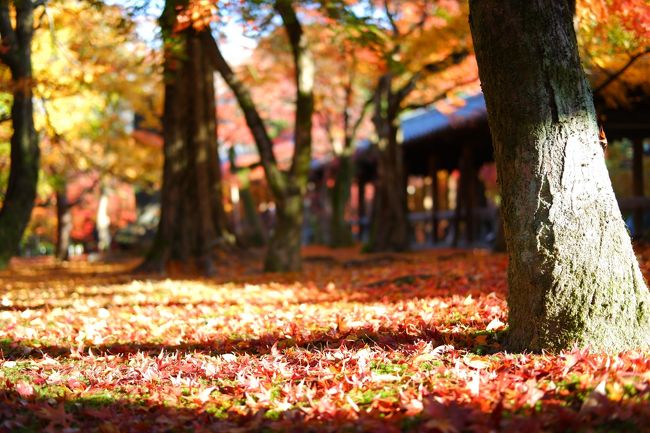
[
  {"left": 469, "top": 0, "right": 650, "bottom": 352},
  {"left": 143, "top": 2, "right": 232, "bottom": 275},
  {"left": 0, "top": 1, "right": 39, "bottom": 269},
  {"left": 329, "top": 154, "right": 354, "bottom": 248},
  {"left": 368, "top": 74, "right": 410, "bottom": 252},
  {"left": 264, "top": 192, "right": 303, "bottom": 272}
]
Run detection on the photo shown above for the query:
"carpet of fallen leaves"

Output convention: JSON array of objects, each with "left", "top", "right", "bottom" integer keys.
[{"left": 0, "top": 246, "right": 649, "bottom": 433}]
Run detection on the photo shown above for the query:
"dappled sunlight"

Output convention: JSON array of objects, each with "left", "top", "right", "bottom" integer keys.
[
  {"left": 1, "top": 0, "right": 649, "bottom": 430},
  {"left": 1, "top": 248, "right": 648, "bottom": 432}
]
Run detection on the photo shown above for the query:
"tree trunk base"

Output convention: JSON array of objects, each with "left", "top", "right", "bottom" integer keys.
[
  {"left": 264, "top": 195, "right": 303, "bottom": 272},
  {"left": 470, "top": 0, "right": 650, "bottom": 352}
]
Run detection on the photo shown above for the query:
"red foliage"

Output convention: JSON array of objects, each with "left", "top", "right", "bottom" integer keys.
[
  {"left": 66, "top": 173, "right": 137, "bottom": 242},
  {"left": 0, "top": 247, "right": 648, "bottom": 432},
  {"left": 610, "top": 0, "right": 650, "bottom": 39}
]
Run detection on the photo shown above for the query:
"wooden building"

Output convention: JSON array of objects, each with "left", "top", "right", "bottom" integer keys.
[
  {"left": 349, "top": 89, "right": 650, "bottom": 247},
  {"left": 596, "top": 91, "right": 650, "bottom": 237},
  {"left": 352, "top": 92, "right": 496, "bottom": 246}
]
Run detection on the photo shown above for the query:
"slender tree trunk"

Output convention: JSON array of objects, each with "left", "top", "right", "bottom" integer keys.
[
  {"left": 141, "top": 3, "right": 231, "bottom": 275},
  {"left": 370, "top": 137, "right": 410, "bottom": 252},
  {"left": 265, "top": 192, "right": 303, "bottom": 272},
  {"left": 329, "top": 154, "right": 354, "bottom": 247},
  {"left": 0, "top": 1, "right": 39, "bottom": 269},
  {"left": 207, "top": 0, "right": 312, "bottom": 272},
  {"left": 96, "top": 184, "right": 111, "bottom": 252},
  {"left": 239, "top": 174, "right": 266, "bottom": 246},
  {"left": 364, "top": 49, "right": 469, "bottom": 253},
  {"left": 203, "top": 50, "right": 233, "bottom": 248},
  {"left": 266, "top": 0, "right": 314, "bottom": 272},
  {"left": 228, "top": 147, "right": 265, "bottom": 246},
  {"left": 632, "top": 137, "right": 644, "bottom": 237},
  {"left": 55, "top": 189, "right": 72, "bottom": 261},
  {"left": 328, "top": 62, "right": 367, "bottom": 249},
  {"left": 368, "top": 74, "right": 410, "bottom": 252},
  {"left": 469, "top": 0, "right": 650, "bottom": 352}
]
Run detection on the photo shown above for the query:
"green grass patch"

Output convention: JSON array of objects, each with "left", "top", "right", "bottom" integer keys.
[
  {"left": 369, "top": 361, "right": 407, "bottom": 375},
  {"left": 72, "top": 390, "right": 119, "bottom": 408},
  {"left": 350, "top": 387, "right": 398, "bottom": 406},
  {"left": 418, "top": 360, "right": 443, "bottom": 371}
]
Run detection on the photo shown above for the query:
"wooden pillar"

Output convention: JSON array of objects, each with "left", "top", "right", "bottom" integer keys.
[
  {"left": 463, "top": 146, "right": 476, "bottom": 244},
  {"left": 358, "top": 179, "right": 367, "bottom": 240},
  {"left": 453, "top": 144, "right": 476, "bottom": 246},
  {"left": 633, "top": 138, "right": 644, "bottom": 237},
  {"left": 429, "top": 155, "right": 440, "bottom": 243},
  {"left": 452, "top": 156, "right": 464, "bottom": 247}
]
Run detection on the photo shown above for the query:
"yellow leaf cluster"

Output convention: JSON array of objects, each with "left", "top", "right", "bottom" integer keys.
[{"left": 26, "top": 2, "right": 163, "bottom": 185}]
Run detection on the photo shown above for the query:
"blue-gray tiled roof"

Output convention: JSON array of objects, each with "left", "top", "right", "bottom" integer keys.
[{"left": 400, "top": 93, "right": 487, "bottom": 144}]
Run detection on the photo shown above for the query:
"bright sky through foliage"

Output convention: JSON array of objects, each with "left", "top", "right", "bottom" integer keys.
[{"left": 106, "top": 0, "right": 256, "bottom": 64}]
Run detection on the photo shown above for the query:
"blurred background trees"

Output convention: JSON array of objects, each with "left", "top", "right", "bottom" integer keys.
[{"left": 0, "top": 0, "right": 648, "bottom": 273}]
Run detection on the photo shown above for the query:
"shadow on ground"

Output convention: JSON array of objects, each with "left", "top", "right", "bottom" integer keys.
[
  {"left": 0, "top": 386, "right": 647, "bottom": 433},
  {"left": 0, "top": 321, "right": 501, "bottom": 361}
]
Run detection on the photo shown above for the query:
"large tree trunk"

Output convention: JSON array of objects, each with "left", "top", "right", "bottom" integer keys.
[
  {"left": 469, "top": 0, "right": 650, "bottom": 352},
  {"left": 329, "top": 154, "right": 354, "bottom": 248},
  {"left": 0, "top": 1, "right": 39, "bottom": 269},
  {"left": 142, "top": 3, "right": 231, "bottom": 275},
  {"left": 367, "top": 74, "right": 410, "bottom": 252}
]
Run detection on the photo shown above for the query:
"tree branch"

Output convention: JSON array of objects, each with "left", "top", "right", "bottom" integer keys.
[
  {"left": 0, "top": 0, "right": 17, "bottom": 69},
  {"left": 228, "top": 146, "right": 261, "bottom": 174},
  {"left": 59, "top": 175, "right": 101, "bottom": 210},
  {"left": 401, "top": 76, "right": 480, "bottom": 111},
  {"left": 37, "top": 173, "right": 99, "bottom": 209},
  {"left": 396, "top": 49, "right": 469, "bottom": 104},
  {"left": 383, "top": 0, "right": 399, "bottom": 37},
  {"left": 342, "top": 61, "right": 355, "bottom": 144},
  {"left": 202, "top": 31, "right": 287, "bottom": 198},
  {"left": 347, "top": 95, "right": 373, "bottom": 148},
  {"left": 70, "top": 177, "right": 100, "bottom": 207},
  {"left": 402, "top": 1, "right": 428, "bottom": 39},
  {"left": 592, "top": 47, "right": 650, "bottom": 95},
  {"left": 274, "top": 0, "right": 302, "bottom": 56},
  {"left": 319, "top": 110, "right": 338, "bottom": 154},
  {"left": 274, "top": 0, "right": 314, "bottom": 187},
  {"left": 15, "top": 0, "right": 35, "bottom": 56},
  {"left": 39, "top": 96, "right": 96, "bottom": 174}
]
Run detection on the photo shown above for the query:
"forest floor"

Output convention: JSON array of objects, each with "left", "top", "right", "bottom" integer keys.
[{"left": 0, "top": 245, "right": 649, "bottom": 433}]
